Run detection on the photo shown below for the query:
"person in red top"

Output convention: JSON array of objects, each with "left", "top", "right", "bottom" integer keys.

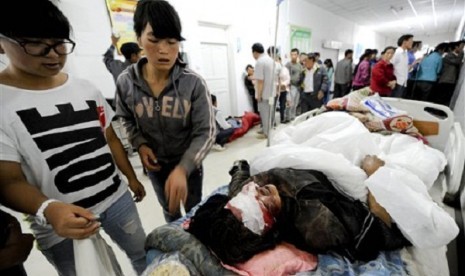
[{"left": 370, "top": 46, "right": 397, "bottom": 96}]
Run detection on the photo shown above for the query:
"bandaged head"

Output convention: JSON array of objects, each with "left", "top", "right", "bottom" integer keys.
[{"left": 225, "top": 182, "right": 281, "bottom": 235}]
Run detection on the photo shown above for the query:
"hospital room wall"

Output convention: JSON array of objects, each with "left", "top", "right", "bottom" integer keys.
[{"left": 0, "top": 0, "right": 385, "bottom": 116}]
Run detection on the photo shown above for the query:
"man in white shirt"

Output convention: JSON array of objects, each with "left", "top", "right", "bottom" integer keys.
[
  {"left": 392, "top": 34, "right": 414, "bottom": 98},
  {"left": 252, "top": 43, "right": 275, "bottom": 138}
]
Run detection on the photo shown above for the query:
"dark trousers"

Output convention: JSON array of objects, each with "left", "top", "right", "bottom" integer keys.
[
  {"left": 405, "top": 79, "right": 416, "bottom": 99},
  {"left": 147, "top": 161, "right": 203, "bottom": 222},
  {"left": 249, "top": 93, "right": 259, "bottom": 114},
  {"left": 300, "top": 92, "right": 323, "bottom": 113},
  {"left": 279, "top": 91, "right": 288, "bottom": 122},
  {"left": 391, "top": 84, "right": 406, "bottom": 98},
  {"left": 216, "top": 128, "right": 235, "bottom": 146},
  {"left": 352, "top": 85, "right": 367, "bottom": 91},
  {"left": 412, "top": 81, "right": 435, "bottom": 102},
  {"left": 334, "top": 83, "right": 350, "bottom": 98},
  {"left": 431, "top": 83, "right": 455, "bottom": 106}
]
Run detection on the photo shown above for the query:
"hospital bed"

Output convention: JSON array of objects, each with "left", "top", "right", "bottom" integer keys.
[{"left": 145, "top": 98, "right": 465, "bottom": 276}]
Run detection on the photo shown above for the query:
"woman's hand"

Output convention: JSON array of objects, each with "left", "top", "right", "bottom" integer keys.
[
  {"left": 44, "top": 202, "right": 100, "bottom": 239},
  {"left": 165, "top": 166, "right": 188, "bottom": 216},
  {"left": 138, "top": 144, "right": 161, "bottom": 171},
  {"left": 387, "top": 80, "right": 396, "bottom": 89}
]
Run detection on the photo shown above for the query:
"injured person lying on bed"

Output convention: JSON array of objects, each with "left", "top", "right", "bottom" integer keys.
[
  {"left": 144, "top": 111, "right": 459, "bottom": 276},
  {"left": 186, "top": 157, "right": 409, "bottom": 268}
]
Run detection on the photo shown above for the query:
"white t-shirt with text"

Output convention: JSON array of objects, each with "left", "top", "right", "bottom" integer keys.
[{"left": 0, "top": 75, "right": 127, "bottom": 249}]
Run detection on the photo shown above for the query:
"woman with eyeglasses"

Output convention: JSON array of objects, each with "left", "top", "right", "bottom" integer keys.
[{"left": 0, "top": 1, "right": 147, "bottom": 275}]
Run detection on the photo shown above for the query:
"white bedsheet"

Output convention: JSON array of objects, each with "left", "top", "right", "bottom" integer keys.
[{"left": 250, "top": 112, "right": 458, "bottom": 251}]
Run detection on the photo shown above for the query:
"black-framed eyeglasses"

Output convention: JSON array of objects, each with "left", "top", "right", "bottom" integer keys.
[{"left": 0, "top": 34, "right": 75, "bottom": 56}]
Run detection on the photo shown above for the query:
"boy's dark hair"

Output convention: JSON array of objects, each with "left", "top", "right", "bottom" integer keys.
[
  {"left": 120, "top": 42, "right": 142, "bottom": 60},
  {"left": 252, "top": 43, "right": 264, "bottom": 54},
  {"left": 291, "top": 48, "right": 300, "bottom": 54},
  {"left": 344, "top": 49, "right": 353, "bottom": 57},
  {"left": 313, "top": 52, "right": 320, "bottom": 57},
  {"left": 211, "top": 94, "right": 217, "bottom": 105},
  {"left": 306, "top": 54, "right": 316, "bottom": 62},
  {"left": 134, "top": 0, "right": 184, "bottom": 41},
  {"left": 245, "top": 64, "right": 253, "bottom": 71},
  {"left": 397, "top": 34, "right": 414, "bottom": 47},
  {"left": 187, "top": 194, "right": 279, "bottom": 265},
  {"left": 0, "top": 0, "right": 71, "bottom": 39}
]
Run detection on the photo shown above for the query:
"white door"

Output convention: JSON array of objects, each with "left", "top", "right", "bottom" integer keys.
[{"left": 200, "top": 43, "right": 231, "bottom": 116}]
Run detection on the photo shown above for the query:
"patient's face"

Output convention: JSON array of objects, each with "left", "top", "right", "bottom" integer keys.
[{"left": 256, "top": 184, "right": 281, "bottom": 217}]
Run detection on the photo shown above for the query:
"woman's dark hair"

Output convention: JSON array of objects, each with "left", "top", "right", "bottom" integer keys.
[
  {"left": 0, "top": 0, "right": 71, "bottom": 39},
  {"left": 134, "top": 0, "right": 184, "bottom": 41},
  {"left": 381, "top": 46, "right": 396, "bottom": 55},
  {"left": 323, "top": 59, "right": 333, "bottom": 68},
  {"left": 434, "top": 42, "right": 449, "bottom": 53},
  {"left": 353, "top": 49, "right": 373, "bottom": 76},
  {"left": 187, "top": 194, "right": 279, "bottom": 265},
  {"left": 245, "top": 64, "right": 253, "bottom": 71}
]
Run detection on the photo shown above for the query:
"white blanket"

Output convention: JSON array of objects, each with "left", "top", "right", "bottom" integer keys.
[{"left": 250, "top": 112, "right": 458, "bottom": 250}]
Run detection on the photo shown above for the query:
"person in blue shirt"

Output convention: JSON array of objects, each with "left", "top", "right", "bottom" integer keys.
[{"left": 411, "top": 43, "right": 447, "bottom": 102}]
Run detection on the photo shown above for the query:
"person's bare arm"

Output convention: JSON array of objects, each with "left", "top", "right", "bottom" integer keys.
[
  {"left": 105, "top": 124, "right": 146, "bottom": 202},
  {"left": 0, "top": 161, "right": 100, "bottom": 239},
  {"left": 361, "top": 155, "right": 392, "bottom": 226}
]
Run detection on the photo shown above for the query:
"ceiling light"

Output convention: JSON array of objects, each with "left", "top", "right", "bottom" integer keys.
[
  {"left": 432, "top": 0, "right": 438, "bottom": 27},
  {"left": 407, "top": 0, "right": 425, "bottom": 29}
]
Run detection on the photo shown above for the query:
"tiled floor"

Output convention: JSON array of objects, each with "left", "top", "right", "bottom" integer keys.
[{"left": 12, "top": 122, "right": 286, "bottom": 276}]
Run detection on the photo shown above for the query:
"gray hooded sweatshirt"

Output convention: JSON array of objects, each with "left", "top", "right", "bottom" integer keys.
[{"left": 114, "top": 58, "right": 216, "bottom": 175}]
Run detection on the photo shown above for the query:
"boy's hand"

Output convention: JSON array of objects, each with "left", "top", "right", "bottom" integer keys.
[
  {"left": 165, "top": 166, "right": 188, "bottom": 216},
  {"left": 129, "top": 179, "right": 146, "bottom": 202},
  {"left": 139, "top": 144, "right": 162, "bottom": 172},
  {"left": 111, "top": 34, "right": 120, "bottom": 46}
]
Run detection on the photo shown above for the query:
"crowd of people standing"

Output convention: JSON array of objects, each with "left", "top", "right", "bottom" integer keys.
[{"left": 244, "top": 35, "right": 464, "bottom": 136}]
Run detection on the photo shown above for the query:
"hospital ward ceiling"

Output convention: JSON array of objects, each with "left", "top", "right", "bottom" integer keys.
[{"left": 303, "top": 0, "right": 464, "bottom": 38}]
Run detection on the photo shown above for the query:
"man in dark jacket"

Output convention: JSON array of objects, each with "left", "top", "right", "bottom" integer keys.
[{"left": 298, "top": 54, "right": 329, "bottom": 113}]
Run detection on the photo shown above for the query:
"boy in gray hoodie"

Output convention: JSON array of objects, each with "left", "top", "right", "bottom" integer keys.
[{"left": 115, "top": 0, "right": 216, "bottom": 222}]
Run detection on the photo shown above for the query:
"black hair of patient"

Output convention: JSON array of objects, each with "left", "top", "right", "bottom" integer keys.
[{"left": 186, "top": 194, "right": 280, "bottom": 265}]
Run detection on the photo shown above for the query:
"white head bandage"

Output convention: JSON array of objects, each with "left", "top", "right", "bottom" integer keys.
[{"left": 226, "top": 182, "right": 265, "bottom": 235}]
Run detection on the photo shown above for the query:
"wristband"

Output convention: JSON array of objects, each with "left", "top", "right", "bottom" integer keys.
[{"left": 35, "top": 199, "right": 59, "bottom": 227}]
